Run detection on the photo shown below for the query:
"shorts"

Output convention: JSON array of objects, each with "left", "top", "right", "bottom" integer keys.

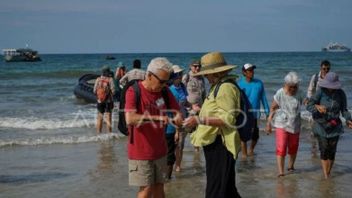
[
  {"left": 128, "top": 156, "right": 167, "bottom": 186},
  {"left": 317, "top": 136, "right": 339, "bottom": 160},
  {"left": 166, "top": 133, "right": 176, "bottom": 166},
  {"left": 276, "top": 128, "right": 300, "bottom": 157},
  {"left": 97, "top": 102, "right": 114, "bottom": 114},
  {"left": 251, "top": 119, "right": 260, "bottom": 141}
]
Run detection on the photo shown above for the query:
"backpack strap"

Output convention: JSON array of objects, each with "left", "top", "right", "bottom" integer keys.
[
  {"left": 313, "top": 73, "right": 319, "bottom": 91},
  {"left": 213, "top": 79, "right": 236, "bottom": 98},
  {"left": 129, "top": 81, "right": 141, "bottom": 144}
]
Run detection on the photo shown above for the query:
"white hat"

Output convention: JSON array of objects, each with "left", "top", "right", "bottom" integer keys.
[
  {"left": 172, "top": 65, "right": 183, "bottom": 73},
  {"left": 243, "top": 63, "right": 256, "bottom": 70}
]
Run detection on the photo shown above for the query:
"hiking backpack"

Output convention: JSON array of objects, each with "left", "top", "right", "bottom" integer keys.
[
  {"left": 213, "top": 79, "right": 255, "bottom": 142},
  {"left": 118, "top": 80, "right": 170, "bottom": 142},
  {"left": 96, "top": 77, "right": 111, "bottom": 102}
]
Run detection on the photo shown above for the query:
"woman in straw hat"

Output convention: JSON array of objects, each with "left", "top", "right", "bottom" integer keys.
[
  {"left": 306, "top": 72, "right": 352, "bottom": 179},
  {"left": 183, "top": 52, "right": 241, "bottom": 197}
]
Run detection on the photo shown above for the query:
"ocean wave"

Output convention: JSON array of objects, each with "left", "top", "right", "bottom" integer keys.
[
  {"left": 0, "top": 133, "right": 124, "bottom": 147},
  {"left": 0, "top": 116, "right": 96, "bottom": 130}
]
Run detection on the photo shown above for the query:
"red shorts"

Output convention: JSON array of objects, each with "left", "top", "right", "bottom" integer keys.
[{"left": 275, "top": 128, "right": 300, "bottom": 157}]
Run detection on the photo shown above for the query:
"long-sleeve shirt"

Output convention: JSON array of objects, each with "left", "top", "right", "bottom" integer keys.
[
  {"left": 238, "top": 77, "right": 270, "bottom": 119},
  {"left": 190, "top": 75, "right": 241, "bottom": 159},
  {"left": 306, "top": 88, "right": 351, "bottom": 138}
]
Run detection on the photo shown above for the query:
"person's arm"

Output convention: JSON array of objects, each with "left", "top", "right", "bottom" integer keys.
[
  {"left": 93, "top": 77, "right": 99, "bottom": 94},
  {"left": 265, "top": 100, "right": 279, "bottom": 134},
  {"left": 124, "top": 87, "right": 169, "bottom": 126},
  {"left": 119, "top": 72, "right": 129, "bottom": 87},
  {"left": 339, "top": 90, "right": 352, "bottom": 128},
  {"left": 109, "top": 78, "right": 115, "bottom": 95},
  {"left": 261, "top": 82, "right": 270, "bottom": 117},
  {"left": 183, "top": 83, "right": 238, "bottom": 128},
  {"left": 307, "top": 74, "right": 316, "bottom": 99},
  {"left": 306, "top": 89, "right": 323, "bottom": 115}
]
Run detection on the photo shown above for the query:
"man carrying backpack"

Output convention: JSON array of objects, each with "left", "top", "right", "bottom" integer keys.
[
  {"left": 93, "top": 66, "right": 115, "bottom": 133},
  {"left": 238, "top": 63, "right": 270, "bottom": 158},
  {"left": 307, "top": 60, "right": 331, "bottom": 99},
  {"left": 124, "top": 57, "right": 183, "bottom": 198}
]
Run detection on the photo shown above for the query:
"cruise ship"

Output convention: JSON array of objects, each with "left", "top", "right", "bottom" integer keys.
[
  {"left": 322, "top": 42, "right": 351, "bottom": 52},
  {"left": 2, "top": 48, "right": 41, "bottom": 62}
]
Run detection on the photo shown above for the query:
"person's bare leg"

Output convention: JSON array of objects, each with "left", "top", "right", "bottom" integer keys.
[
  {"left": 249, "top": 139, "right": 258, "bottom": 156},
  {"left": 175, "top": 146, "right": 182, "bottom": 172},
  {"left": 277, "top": 156, "right": 285, "bottom": 176},
  {"left": 288, "top": 154, "right": 297, "bottom": 171},
  {"left": 321, "top": 159, "right": 330, "bottom": 179},
  {"left": 105, "top": 112, "right": 112, "bottom": 133},
  {"left": 241, "top": 141, "right": 248, "bottom": 159},
  {"left": 327, "top": 159, "right": 334, "bottom": 178},
  {"left": 152, "top": 183, "right": 165, "bottom": 198},
  {"left": 138, "top": 186, "right": 152, "bottom": 198},
  {"left": 96, "top": 113, "right": 103, "bottom": 133}
]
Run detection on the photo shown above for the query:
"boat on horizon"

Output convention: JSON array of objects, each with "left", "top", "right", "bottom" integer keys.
[
  {"left": 322, "top": 42, "right": 351, "bottom": 52},
  {"left": 2, "top": 48, "right": 42, "bottom": 62}
]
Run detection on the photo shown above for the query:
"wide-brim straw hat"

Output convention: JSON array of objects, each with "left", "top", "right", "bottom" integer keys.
[
  {"left": 192, "top": 52, "right": 236, "bottom": 76},
  {"left": 319, "top": 72, "right": 341, "bottom": 89},
  {"left": 172, "top": 65, "right": 184, "bottom": 73}
]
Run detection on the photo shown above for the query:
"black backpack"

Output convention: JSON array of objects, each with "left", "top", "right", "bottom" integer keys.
[
  {"left": 213, "top": 79, "right": 255, "bottom": 142},
  {"left": 118, "top": 80, "right": 169, "bottom": 143}
]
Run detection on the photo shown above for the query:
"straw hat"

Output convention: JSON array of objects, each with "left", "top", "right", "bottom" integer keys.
[
  {"left": 192, "top": 52, "right": 236, "bottom": 76},
  {"left": 319, "top": 72, "right": 341, "bottom": 89},
  {"left": 172, "top": 65, "right": 184, "bottom": 73}
]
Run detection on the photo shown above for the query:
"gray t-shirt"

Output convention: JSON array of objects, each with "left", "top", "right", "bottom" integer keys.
[{"left": 272, "top": 88, "right": 304, "bottom": 133}]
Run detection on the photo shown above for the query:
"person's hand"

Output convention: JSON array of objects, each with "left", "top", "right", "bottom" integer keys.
[
  {"left": 172, "top": 113, "right": 184, "bottom": 127},
  {"left": 347, "top": 120, "right": 352, "bottom": 129},
  {"left": 315, "top": 105, "right": 327, "bottom": 114},
  {"left": 303, "top": 98, "right": 309, "bottom": 105},
  {"left": 183, "top": 116, "right": 199, "bottom": 129},
  {"left": 265, "top": 122, "right": 272, "bottom": 135},
  {"left": 192, "top": 104, "right": 201, "bottom": 113}
]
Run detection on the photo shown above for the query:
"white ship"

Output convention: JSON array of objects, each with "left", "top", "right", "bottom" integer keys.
[{"left": 322, "top": 42, "right": 351, "bottom": 52}]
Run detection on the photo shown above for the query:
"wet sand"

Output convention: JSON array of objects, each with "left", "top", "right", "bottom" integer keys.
[{"left": 1, "top": 127, "right": 352, "bottom": 198}]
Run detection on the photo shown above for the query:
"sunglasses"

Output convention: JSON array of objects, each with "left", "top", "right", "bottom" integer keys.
[
  {"left": 150, "top": 72, "right": 168, "bottom": 84},
  {"left": 322, "top": 67, "right": 330, "bottom": 71},
  {"left": 192, "top": 64, "right": 201, "bottom": 68}
]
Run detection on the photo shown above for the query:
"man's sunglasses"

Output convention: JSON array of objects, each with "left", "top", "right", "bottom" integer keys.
[{"left": 150, "top": 72, "right": 168, "bottom": 84}]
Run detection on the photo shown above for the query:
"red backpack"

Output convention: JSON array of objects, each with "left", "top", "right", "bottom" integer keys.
[{"left": 96, "top": 77, "right": 111, "bottom": 102}]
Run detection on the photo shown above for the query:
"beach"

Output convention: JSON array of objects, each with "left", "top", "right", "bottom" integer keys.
[{"left": 1, "top": 52, "right": 352, "bottom": 197}]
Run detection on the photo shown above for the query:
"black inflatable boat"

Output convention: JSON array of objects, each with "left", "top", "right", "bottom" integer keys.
[{"left": 73, "top": 74, "right": 99, "bottom": 103}]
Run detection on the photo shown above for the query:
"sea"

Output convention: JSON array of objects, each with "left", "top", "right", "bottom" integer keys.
[{"left": 0, "top": 52, "right": 352, "bottom": 198}]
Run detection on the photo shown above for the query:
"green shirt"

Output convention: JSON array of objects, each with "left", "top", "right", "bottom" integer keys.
[{"left": 190, "top": 75, "right": 241, "bottom": 159}]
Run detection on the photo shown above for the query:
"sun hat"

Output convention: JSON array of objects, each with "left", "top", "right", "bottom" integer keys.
[
  {"left": 319, "top": 72, "right": 341, "bottom": 89},
  {"left": 192, "top": 52, "right": 236, "bottom": 76},
  {"left": 242, "top": 63, "right": 256, "bottom": 70},
  {"left": 172, "top": 65, "right": 184, "bottom": 73}
]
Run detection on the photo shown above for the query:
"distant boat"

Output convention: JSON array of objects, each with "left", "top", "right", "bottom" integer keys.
[
  {"left": 73, "top": 74, "right": 99, "bottom": 103},
  {"left": 322, "top": 42, "right": 351, "bottom": 52},
  {"left": 2, "top": 48, "right": 42, "bottom": 62},
  {"left": 105, "top": 55, "right": 116, "bottom": 60}
]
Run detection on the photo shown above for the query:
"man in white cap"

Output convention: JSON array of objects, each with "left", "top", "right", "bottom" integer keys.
[
  {"left": 238, "top": 63, "right": 270, "bottom": 158},
  {"left": 125, "top": 57, "right": 183, "bottom": 197}
]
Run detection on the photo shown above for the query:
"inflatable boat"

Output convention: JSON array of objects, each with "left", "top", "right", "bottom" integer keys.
[{"left": 73, "top": 74, "right": 99, "bottom": 103}]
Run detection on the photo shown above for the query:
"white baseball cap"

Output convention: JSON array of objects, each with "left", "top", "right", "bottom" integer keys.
[{"left": 243, "top": 63, "right": 257, "bottom": 70}]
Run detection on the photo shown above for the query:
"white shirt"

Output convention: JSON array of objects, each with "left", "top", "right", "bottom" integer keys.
[{"left": 273, "top": 88, "right": 304, "bottom": 133}]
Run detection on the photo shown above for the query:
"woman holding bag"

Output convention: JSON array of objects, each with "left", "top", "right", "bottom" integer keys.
[{"left": 306, "top": 72, "right": 352, "bottom": 179}]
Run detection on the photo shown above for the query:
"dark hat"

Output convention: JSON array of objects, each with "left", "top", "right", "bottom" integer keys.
[{"left": 190, "top": 59, "right": 201, "bottom": 67}]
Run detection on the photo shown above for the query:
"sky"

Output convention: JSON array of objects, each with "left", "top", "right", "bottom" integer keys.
[{"left": 0, "top": 0, "right": 351, "bottom": 54}]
